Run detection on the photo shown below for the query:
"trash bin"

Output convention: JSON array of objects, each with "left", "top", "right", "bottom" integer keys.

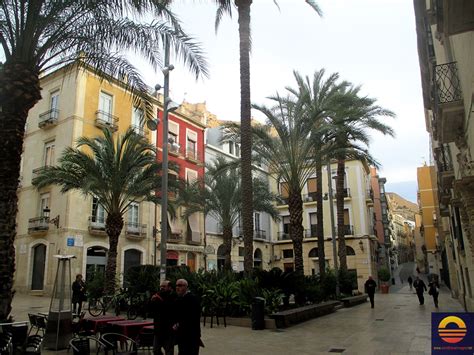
[{"left": 251, "top": 297, "right": 265, "bottom": 330}]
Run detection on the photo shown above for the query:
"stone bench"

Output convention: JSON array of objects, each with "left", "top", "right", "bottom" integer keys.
[
  {"left": 340, "top": 294, "right": 368, "bottom": 307},
  {"left": 270, "top": 301, "right": 340, "bottom": 328}
]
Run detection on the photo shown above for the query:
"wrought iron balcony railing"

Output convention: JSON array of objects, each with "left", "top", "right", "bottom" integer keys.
[
  {"left": 125, "top": 222, "right": 146, "bottom": 238},
  {"left": 305, "top": 225, "right": 319, "bottom": 238},
  {"left": 88, "top": 216, "right": 106, "bottom": 235},
  {"left": 435, "top": 144, "right": 454, "bottom": 173},
  {"left": 38, "top": 109, "right": 59, "bottom": 128},
  {"left": 131, "top": 125, "right": 148, "bottom": 137},
  {"left": 95, "top": 110, "right": 119, "bottom": 131},
  {"left": 434, "top": 62, "right": 462, "bottom": 104},
  {"left": 302, "top": 192, "right": 317, "bottom": 202},
  {"left": 28, "top": 216, "right": 49, "bottom": 233},
  {"left": 277, "top": 231, "right": 291, "bottom": 241},
  {"left": 254, "top": 229, "right": 267, "bottom": 240},
  {"left": 338, "top": 224, "right": 353, "bottom": 236}
]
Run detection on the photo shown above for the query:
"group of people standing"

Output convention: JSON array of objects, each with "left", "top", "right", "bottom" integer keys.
[{"left": 150, "top": 278, "right": 202, "bottom": 355}]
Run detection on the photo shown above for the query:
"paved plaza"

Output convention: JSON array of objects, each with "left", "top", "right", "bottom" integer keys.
[{"left": 11, "top": 278, "right": 464, "bottom": 355}]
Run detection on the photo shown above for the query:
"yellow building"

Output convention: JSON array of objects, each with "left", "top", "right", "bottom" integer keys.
[
  {"left": 270, "top": 160, "right": 378, "bottom": 292},
  {"left": 414, "top": 0, "right": 474, "bottom": 309},
  {"left": 14, "top": 64, "right": 205, "bottom": 294}
]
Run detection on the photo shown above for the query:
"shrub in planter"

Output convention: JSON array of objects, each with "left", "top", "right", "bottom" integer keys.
[
  {"left": 378, "top": 267, "right": 391, "bottom": 282},
  {"left": 124, "top": 265, "right": 161, "bottom": 295}
]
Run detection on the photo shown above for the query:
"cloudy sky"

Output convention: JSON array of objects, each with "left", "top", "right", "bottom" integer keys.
[{"left": 139, "top": 0, "right": 430, "bottom": 203}]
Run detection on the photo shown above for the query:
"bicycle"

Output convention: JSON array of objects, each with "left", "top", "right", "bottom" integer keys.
[
  {"left": 88, "top": 291, "right": 127, "bottom": 317},
  {"left": 126, "top": 292, "right": 150, "bottom": 320}
]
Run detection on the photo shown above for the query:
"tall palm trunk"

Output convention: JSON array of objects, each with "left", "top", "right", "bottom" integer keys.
[
  {"left": 336, "top": 158, "right": 347, "bottom": 271},
  {"left": 315, "top": 159, "right": 326, "bottom": 278},
  {"left": 105, "top": 213, "right": 124, "bottom": 295},
  {"left": 288, "top": 191, "right": 304, "bottom": 273},
  {"left": 236, "top": 0, "right": 254, "bottom": 274},
  {"left": 222, "top": 225, "right": 233, "bottom": 270},
  {"left": 0, "top": 62, "right": 41, "bottom": 321}
]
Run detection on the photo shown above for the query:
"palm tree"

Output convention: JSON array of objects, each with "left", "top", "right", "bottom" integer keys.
[
  {"left": 33, "top": 128, "right": 177, "bottom": 294},
  {"left": 224, "top": 95, "right": 319, "bottom": 274},
  {"left": 284, "top": 69, "right": 349, "bottom": 278},
  {"left": 0, "top": 0, "right": 207, "bottom": 320},
  {"left": 179, "top": 157, "right": 279, "bottom": 270},
  {"left": 211, "top": 0, "right": 323, "bottom": 274},
  {"left": 326, "top": 86, "right": 395, "bottom": 271}
]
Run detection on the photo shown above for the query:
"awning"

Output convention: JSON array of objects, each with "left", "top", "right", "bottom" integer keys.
[
  {"left": 167, "top": 212, "right": 181, "bottom": 234},
  {"left": 167, "top": 250, "right": 179, "bottom": 260},
  {"left": 188, "top": 213, "right": 201, "bottom": 243}
]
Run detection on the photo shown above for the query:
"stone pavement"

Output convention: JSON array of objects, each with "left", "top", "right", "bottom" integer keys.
[{"left": 11, "top": 282, "right": 464, "bottom": 355}]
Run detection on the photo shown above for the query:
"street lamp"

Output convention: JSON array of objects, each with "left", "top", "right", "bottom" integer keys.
[
  {"left": 326, "top": 161, "right": 340, "bottom": 298},
  {"left": 43, "top": 206, "right": 60, "bottom": 228}
]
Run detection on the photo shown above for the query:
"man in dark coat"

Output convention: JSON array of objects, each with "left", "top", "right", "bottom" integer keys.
[
  {"left": 413, "top": 276, "right": 427, "bottom": 305},
  {"left": 173, "top": 279, "right": 202, "bottom": 355},
  {"left": 364, "top": 276, "right": 377, "bottom": 308},
  {"left": 151, "top": 280, "right": 176, "bottom": 355},
  {"left": 72, "top": 274, "right": 86, "bottom": 315}
]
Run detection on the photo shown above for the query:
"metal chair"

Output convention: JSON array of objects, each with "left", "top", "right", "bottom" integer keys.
[
  {"left": 0, "top": 332, "right": 12, "bottom": 355},
  {"left": 69, "top": 336, "right": 106, "bottom": 355},
  {"left": 23, "top": 335, "right": 43, "bottom": 354},
  {"left": 101, "top": 333, "right": 138, "bottom": 355}
]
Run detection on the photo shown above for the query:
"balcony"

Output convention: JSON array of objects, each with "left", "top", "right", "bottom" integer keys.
[
  {"left": 253, "top": 229, "right": 267, "bottom": 241},
  {"left": 433, "top": 62, "right": 464, "bottom": 143},
  {"left": 304, "top": 225, "right": 319, "bottom": 238},
  {"left": 167, "top": 230, "right": 183, "bottom": 243},
  {"left": 366, "top": 189, "right": 374, "bottom": 205},
  {"left": 32, "top": 167, "right": 46, "bottom": 181},
  {"left": 276, "top": 196, "right": 289, "bottom": 206},
  {"left": 435, "top": 144, "right": 454, "bottom": 188},
  {"left": 95, "top": 111, "right": 119, "bottom": 131},
  {"left": 277, "top": 231, "right": 291, "bottom": 241},
  {"left": 28, "top": 217, "right": 49, "bottom": 235},
  {"left": 38, "top": 109, "right": 59, "bottom": 129},
  {"left": 88, "top": 216, "right": 107, "bottom": 236},
  {"left": 338, "top": 224, "right": 353, "bottom": 236},
  {"left": 168, "top": 143, "right": 183, "bottom": 157},
  {"left": 302, "top": 192, "right": 317, "bottom": 203},
  {"left": 131, "top": 125, "right": 148, "bottom": 138},
  {"left": 185, "top": 149, "right": 203, "bottom": 164},
  {"left": 125, "top": 222, "right": 146, "bottom": 239}
]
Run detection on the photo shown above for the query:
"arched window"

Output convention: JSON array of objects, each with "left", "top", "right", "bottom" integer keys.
[
  {"left": 346, "top": 246, "right": 356, "bottom": 256},
  {"left": 308, "top": 248, "right": 319, "bottom": 258},
  {"left": 254, "top": 248, "right": 262, "bottom": 269}
]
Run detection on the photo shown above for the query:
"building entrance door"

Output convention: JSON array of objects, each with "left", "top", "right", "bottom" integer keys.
[{"left": 31, "top": 244, "right": 46, "bottom": 290}]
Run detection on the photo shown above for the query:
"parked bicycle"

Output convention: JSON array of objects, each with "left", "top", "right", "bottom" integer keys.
[
  {"left": 126, "top": 292, "right": 151, "bottom": 320},
  {"left": 88, "top": 291, "right": 127, "bottom": 317}
]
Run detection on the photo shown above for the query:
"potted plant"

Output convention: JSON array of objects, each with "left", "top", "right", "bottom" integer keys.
[{"left": 378, "top": 267, "right": 391, "bottom": 294}]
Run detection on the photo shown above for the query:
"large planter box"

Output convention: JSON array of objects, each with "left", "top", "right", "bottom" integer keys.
[{"left": 380, "top": 284, "right": 390, "bottom": 294}]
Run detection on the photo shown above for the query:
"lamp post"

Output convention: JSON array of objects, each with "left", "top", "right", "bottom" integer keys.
[{"left": 326, "top": 161, "right": 340, "bottom": 297}]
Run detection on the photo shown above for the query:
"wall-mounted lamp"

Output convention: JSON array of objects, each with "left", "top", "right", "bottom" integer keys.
[
  {"left": 323, "top": 193, "right": 329, "bottom": 200},
  {"left": 358, "top": 239, "right": 364, "bottom": 252},
  {"left": 43, "top": 206, "right": 60, "bottom": 228},
  {"left": 233, "top": 235, "right": 244, "bottom": 247}
]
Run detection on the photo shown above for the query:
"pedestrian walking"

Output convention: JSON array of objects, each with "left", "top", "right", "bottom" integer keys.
[
  {"left": 407, "top": 276, "right": 413, "bottom": 291},
  {"left": 413, "top": 276, "right": 427, "bottom": 305},
  {"left": 151, "top": 280, "right": 176, "bottom": 355},
  {"left": 364, "top": 276, "right": 377, "bottom": 309},
  {"left": 173, "top": 279, "right": 203, "bottom": 355},
  {"left": 428, "top": 279, "right": 440, "bottom": 308},
  {"left": 72, "top": 274, "right": 86, "bottom": 315}
]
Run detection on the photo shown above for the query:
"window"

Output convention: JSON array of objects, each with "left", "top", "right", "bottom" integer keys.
[
  {"left": 44, "top": 141, "right": 55, "bottom": 167},
  {"left": 228, "top": 142, "right": 234, "bottom": 155},
  {"left": 254, "top": 212, "right": 260, "bottom": 231},
  {"left": 283, "top": 215, "right": 290, "bottom": 234},
  {"left": 309, "top": 248, "right": 319, "bottom": 258},
  {"left": 309, "top": 213, "right": 317, "bottom": 236},
  {"left": 169, "top": 121, "right": 179, "bottom": 144},
  {"left": 132, "top": 107, "right": 144, "bottom": 134},
  {"left": 235, "top": 143, "right": 240, "bottom": 157},
  {"left": 99, "top": 92, "right": 113, "bottom": 121},
  {"left": 280, "top": 181, "right": 289, "bottom": 198},
  {"left": 169, "top": 173, "right": 178, "bottom": 198},
  {"left": 92, "top": 197, "right": 106, "bottom": 223},
  {"left": 128, "top": 202, "right": 139, "bottom": 225},
  {"left": 238, "top": 247, "right": 245, "bottom": 257},
  {"left": 307, "top": 177, "right": 317, "bottom": 200},
  {"left": 40, "top": 193, "right": 50, "bottom": 216},
  {"left": 186, "top": 169, "right": 198, "bottom": 184},
  {"left": 346, "top": 246, "right": 356, "bottom": 256},
  {"left": 50, "top": 91, "right": 59, "bottom": 119},
  {"left": 282, "top": 249, "right": 293, "bottom": 259}
]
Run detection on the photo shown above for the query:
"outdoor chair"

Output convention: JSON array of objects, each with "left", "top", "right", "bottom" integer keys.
[
  {"left": 23, "top": 335, "right": 43, "bottom": 354},
  {"left": 136, "top": 328, "right": 154, "bottom": 351},
  {"left": 69, "top": 336, "right": 107, "bottom": 355},
  {"left": 0, "top": 321, "right": 29, "bottom": 353},
  {"left": 101, "top": 333, "right": 138, "bottom": 355},
  {"left": 0, "top": 332, "right": 12, "bottom": 355}
]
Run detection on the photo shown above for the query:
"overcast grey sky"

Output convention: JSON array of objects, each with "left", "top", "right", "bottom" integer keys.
[{"left": 139, "top": 0, "right": 429, "bottom": 203}]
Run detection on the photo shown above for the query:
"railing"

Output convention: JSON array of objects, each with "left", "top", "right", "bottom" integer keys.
[
  {"left": 168, "top": 143, "right": 183, "bottom": 156},
  {"left": 28, "top": 217, "right": 49, "bottom": 233},
  {"left": 130, "top": 125, "right": 148, "bottom": 137},
  {"left": 435, "top": 144, "right": 454, "bottom": 173},
  {"left": 38, "top": 109, "right": 59, "bottom": 128},
  {"left": 276, "top": 195, "right": 289, "bottom": 205},
  {"left": 88, "top": 216, "right": 106, "bottom": 234},
  {"left": 185, "top": 149, "right": 203, "bottom": 163},
  {"left": 124, "top": 222, "right": 146, "bottom": 238},
  {"left": 253, "top": 229, "right": 267, "bottom": 240},
  {"left": 302, "top": 192, "right": 317, "bottom": 202},
  {"left": 338, "top": 188, "right": 351, "bottom": 198},
  {"left": 277, "top": 231, "right": 291, "bottom": 241},
  {"left": 338, "top": 224, "right": 353, "bottom": 236},
  {"left": 304, "top": 225, "right": 319, "bottom": 238},
  {"left": 434, "top": 62, "right": 462, "bottom": 104},
  {"left": 95, "top": 110, "right": 119, "bottom": 131},
  {"left": 167, "top": 231, "right": 183, "bottom": 243},
  {"left": 366, "top": 189, "right": 374, "bottom": 200},
  {"left": 32, "top": 167, "right": 46, "bottom": 179}
]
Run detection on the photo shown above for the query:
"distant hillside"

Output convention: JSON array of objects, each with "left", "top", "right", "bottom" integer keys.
[{"left": 386, "top": 192, "right": 419, "bottom": 222}]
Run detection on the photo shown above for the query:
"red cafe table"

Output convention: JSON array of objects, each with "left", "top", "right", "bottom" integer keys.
[
  {"left": 106, "top": 320, "right": 154, "bottom": 339},
  {"left": 83, "top": 315, "right": 125, "bottom": 333}
]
